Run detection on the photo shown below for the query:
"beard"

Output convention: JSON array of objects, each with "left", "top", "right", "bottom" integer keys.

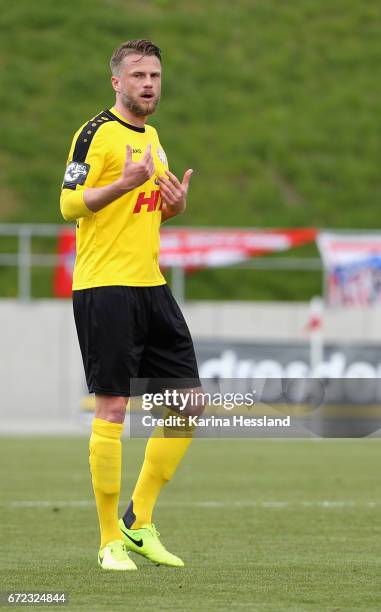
[{"left": 121, "top": 91, "right": 160, "bottom": 117}]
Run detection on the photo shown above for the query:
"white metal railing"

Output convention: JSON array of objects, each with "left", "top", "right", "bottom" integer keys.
[{"left": 0, "top": 223, "right": 322, "bottom": 302}]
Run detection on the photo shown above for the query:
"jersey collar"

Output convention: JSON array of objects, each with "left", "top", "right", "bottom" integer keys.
[{"left": 105, "top": 107, "right": 146, "bottom": 133}]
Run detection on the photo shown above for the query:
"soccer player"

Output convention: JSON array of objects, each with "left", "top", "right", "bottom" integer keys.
[{"left": 60, "top": 39, "right": 202, "bottom": 571}]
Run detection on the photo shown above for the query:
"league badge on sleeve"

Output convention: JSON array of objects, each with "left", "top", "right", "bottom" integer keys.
[
  {"left": 157, "top": 147, "right": 168, "bottom": 166},
  {"left": 63, "top": 161, "right": 90, "bottom": 189}
]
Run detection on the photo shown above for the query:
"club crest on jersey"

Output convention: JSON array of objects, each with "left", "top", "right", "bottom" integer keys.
[
  {"left": 157, "top": 147, "right": 167, "bottom": 165},
  {"left": 63, "top": 161, "right": 90, "bottom": 187}
]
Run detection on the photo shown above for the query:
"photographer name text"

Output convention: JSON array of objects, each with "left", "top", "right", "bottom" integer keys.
[{"left": 141, "top": 415, "right": 291, "bottom": 428}]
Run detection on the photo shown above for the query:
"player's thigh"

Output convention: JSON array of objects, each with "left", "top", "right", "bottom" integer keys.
[
  {"left": 139, "top": 285, "right": 204, "bottom": 414},
  {"left": 73, "top": 286, "right": 145, "bottom": 396}
]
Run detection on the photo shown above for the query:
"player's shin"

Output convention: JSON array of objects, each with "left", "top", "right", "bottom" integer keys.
[
  {"left": 123, "top": 408, "right": 195, "bottom": 529},
  {"left": 89, "top": 418, "right": 124, "bottom": 548}
]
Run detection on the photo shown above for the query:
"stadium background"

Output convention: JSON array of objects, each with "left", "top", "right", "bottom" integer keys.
[{"left": 1, "top": 1, "right": 381, "bottom": 610}]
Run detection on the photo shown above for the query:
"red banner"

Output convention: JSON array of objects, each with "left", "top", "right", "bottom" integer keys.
[
  {"left": 53, "top": 228, "right": 76, "bottom": 298},
  {"left": 54, "top": 227, "right": 317, "bottom": 297},
  {"left": 159, "top": 228, "right": 317, "bottom": 269}
]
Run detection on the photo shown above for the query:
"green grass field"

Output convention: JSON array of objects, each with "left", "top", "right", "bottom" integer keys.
[
  {"left": 1, "top": 0, "right": 381, "bottom": 299},
  {"left": 1, "top": 437, "right": 381, "bottom": 610}
]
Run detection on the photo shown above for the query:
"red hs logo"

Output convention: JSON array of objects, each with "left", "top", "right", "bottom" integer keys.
[{"left": 133, "top": 189, "right": 162, "bottom": 214}]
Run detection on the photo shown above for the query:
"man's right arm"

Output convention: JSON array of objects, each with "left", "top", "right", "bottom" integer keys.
[
  {"left": 60, "top": 179, "right": 128, "bottom": 222},
  {"left": 60, "top": 126, "right": 155, "bottom": 222},
  {"left": 82, "top": 144, "right": 155, "bottom": 213}
]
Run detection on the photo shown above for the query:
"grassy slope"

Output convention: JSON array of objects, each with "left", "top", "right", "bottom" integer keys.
[
  {"left": 1, "top": 437, "right": 381, "bottom": 610},
  {"left": 0, "top": 0, "right": 380, "bottom": 298}
]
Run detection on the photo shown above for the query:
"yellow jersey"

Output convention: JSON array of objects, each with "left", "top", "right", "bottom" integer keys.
[{"left": 60, "top": 107, "right": 167, "bottom": 289}]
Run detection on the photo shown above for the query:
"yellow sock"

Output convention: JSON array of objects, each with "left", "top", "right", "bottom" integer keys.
[
  {"left": 123, "top": 411, "right": 193, "bottom": 529},
  {"left": 89, "top": 417, "right": 124, "bottom": 548}
]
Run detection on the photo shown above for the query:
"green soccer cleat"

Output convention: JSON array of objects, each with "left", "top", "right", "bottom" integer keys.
[
  {"left": 98, "top": 540, "right": 138, "bottom": 571},
  {"left": 119, "top": 520, "right": 184, "bottom": 567}
]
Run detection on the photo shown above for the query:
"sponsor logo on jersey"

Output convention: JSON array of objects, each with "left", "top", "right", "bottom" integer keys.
[
  {"left": 133, "top": 189, "right": 162, "bottom": 214},
  {"left": 63, "top": 161, "right": 90, "bottom": 187}
]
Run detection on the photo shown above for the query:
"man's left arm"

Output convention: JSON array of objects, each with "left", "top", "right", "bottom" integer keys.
[{"left": 158, "top": 169, "right": 193, "bottom": 223}]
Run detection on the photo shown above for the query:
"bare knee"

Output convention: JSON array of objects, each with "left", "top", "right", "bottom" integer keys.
[
  {"left": 185, "top": 399, "right": 206, "bottom": 418},
  {"left": 95, "top": 394, "right": 128, "bottom": 423},
  {"left": 178, "top": 386, "right": 207, "bottom": 418}
]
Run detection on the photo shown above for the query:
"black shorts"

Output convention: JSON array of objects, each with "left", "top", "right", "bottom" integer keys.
[{"left": 72, "top": 284, "right": 200, "bottom": 396}]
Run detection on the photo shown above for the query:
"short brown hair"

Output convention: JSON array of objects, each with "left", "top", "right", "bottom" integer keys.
[{"left": 110, "top": 39, "right": 162, "bottom": 75}]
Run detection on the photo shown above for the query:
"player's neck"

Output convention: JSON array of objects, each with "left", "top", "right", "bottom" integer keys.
[{"left": 113, "top": 102, "right": 147, "bottom": 128}]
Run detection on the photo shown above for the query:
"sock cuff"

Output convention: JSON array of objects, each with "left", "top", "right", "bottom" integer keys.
[{"left": 92, "top": 417, "right": 124, "bottom": 439}]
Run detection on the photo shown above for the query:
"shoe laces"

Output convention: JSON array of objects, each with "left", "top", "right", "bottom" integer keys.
[
  {"left": 150, "top": 523, "right": 160, "bottom": 538},
  {"left": 143, "top": 523, "right": 161, "bottom": 538},
  {"left": 109, "top": 540, "right": 128, "bottom": 561}
]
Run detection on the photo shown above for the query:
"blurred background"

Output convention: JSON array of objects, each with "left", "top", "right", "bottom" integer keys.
[
  {"left": 0, "top": 0, "right": 381, "bottom": 429},
  {"left": 2, "top": 3, "right": 381, "bottom": 608}
]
